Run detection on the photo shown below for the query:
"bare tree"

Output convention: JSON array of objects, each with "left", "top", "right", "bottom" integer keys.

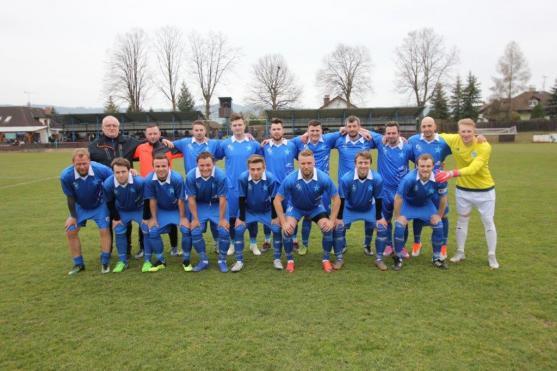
[
  {"left": 316, "top": 44, "right": 372, "bottom": 106},
  {"left": 247, "top": 54, "right": 302, "bottom": 110},
  {"left": 189, "top": 31, "right": 240, "bottom": 119},
  {"left": 154, "top": 26, "right": 184, "bottom": 111},
  {"left": 105, "top": 28, "right": 151, "bottom": 112},
  {"left": 490, "top": 41, "right": 531, "bottom": 119},
  {"left": 395, "top": 28, "right": 459, "bottom": 107}
]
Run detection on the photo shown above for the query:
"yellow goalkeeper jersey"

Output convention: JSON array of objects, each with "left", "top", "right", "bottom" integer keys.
[{"left": 440, "top": 133, "right": 495, "bottom": 191}]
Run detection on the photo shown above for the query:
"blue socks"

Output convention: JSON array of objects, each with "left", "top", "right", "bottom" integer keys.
[{"left": 73, "top": 255, "right": 84, "bottom": 267}]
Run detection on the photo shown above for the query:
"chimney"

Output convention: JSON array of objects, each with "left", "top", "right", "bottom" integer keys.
[
  {"left": 323, "top": 95, "right": 330, "bottom": 106},
  {"left": 528, "top": 85, "right": 536, "bottom": 92}
]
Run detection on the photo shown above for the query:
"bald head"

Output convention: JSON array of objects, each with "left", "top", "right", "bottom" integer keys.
[
  {"left": 420, "top": 116, "right": 437, "bottom": 139},
  {"left": 102, "top": 115, "right": 120, "bottom": 138}
]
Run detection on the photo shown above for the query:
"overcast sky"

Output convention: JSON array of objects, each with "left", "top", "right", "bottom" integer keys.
[{"left": 2, "top": 0, "right": 556, "bottom": 111}]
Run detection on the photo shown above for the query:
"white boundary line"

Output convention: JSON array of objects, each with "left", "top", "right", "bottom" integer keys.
[{"left": 0, "top": 176, "right": 58, "bottom": 190}]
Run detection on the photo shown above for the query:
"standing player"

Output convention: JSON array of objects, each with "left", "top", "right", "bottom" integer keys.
[
  {"left": 274, "top": 150, "right": 342, "bottom": 273},
  {"left": 185, "top": 152, "right": 229, "bottom": 272},
  {"left": 234, "top": 155, "right": 282, "bottom": 271},
  {"left": 392, "top": 154, "right": 448, "bottom": 270},
  {"left": 436, "top": 118, "right": 499, "bottom": 269},
  {"left": 103, "top": 157, "right": 151, "bottom": 272},
  {"left": 216, "top": 113, "right": 262, "bottom": 256},
  {"left": 133, "top": 123, "right": 182, "bottom": 257},
  {"left": 60, "top": 148, "right": 113, "bottom": 274},
  {"left": 290, "top": 120, "right": 342, "bottom": 255},
  {"left": 407, "top": 117, "right": 452, "bottom": 258},
  {"left": 337, "top": 151, "right": 388, "bottom": 270},
  {"left": 333, "top": 115, "right": 381, "bottom": 255},
  {"left": 370, "top": 121, "right": 412, "bottom": 259},
  {"left": 143, "top": 154, "right": 190, "bottom": 272},
  {"left": 261, "top": 118, "right": 299, "bottom": 251}
]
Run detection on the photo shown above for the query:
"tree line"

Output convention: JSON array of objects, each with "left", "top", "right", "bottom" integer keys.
[{"left": 103, "top": 26, "right": 553, "bottom": 121}]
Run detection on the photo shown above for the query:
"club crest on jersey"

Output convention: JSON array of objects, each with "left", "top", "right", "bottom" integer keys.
[{"left": 471, "top": 151, "right": 477, "bottom": 158}]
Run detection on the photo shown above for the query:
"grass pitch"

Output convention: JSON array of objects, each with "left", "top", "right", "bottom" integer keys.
[{"left": 0, "top": 143, "right": 556, "bottom": 369}]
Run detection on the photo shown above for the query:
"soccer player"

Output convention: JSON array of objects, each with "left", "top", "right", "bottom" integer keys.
[
  {"left": 261, "top": 118, "right": 299, "bottom": 252},
  {"left": 103, "top": 157, "right": 151, "bottom": 272},
  {"left": 216, "top": 113, "right": 262, "bottom": 256},
  {"left": 173, "top": 120, "right": 221, "bottom": 252},
  {"left": 392, "top": 153, "right": 448, "bottom": 271},
  {"left": 274, "top": 150, "right": 342, "bottom": 273},
  {"left": 290, "top": 120, "right": 342, "bottom": 254},
  {"left": 60, "top": 148, "right": 113, "bottom": 275},
  {"left": 333, "top": 115, "right": 381, "bottom": 255},
  {"left": 436, "top": 118, "right": 499, "bottom": 269},
  {"left": 133, "top": 123, "right": 182, "bottom": 257},
  {"left": 337, "top": 151, "right": 388, "bottom": 270},
  {"left": 143, "top": 154, "right": 190, "bottom": 272},
  {"left": 407, "top": 117, "right": 452, "bottom": 258},
  {"left": 370, "top": 121, "right": 412, "bottom": 259},
  {"left": 234, "top": 155, "right": 282, "bottom": 271},
  {"left": 185, "top": 152, "right": 230, "bottom": 272}
]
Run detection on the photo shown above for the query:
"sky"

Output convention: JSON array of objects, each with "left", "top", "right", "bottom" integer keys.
[{"left": 1, "top": 0, "right": 556, "bottom": 111}]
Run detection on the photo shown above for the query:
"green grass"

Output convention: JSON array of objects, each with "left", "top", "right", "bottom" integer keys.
[{"left": 0, "top": 144, "right": 556, "bottom": 370}]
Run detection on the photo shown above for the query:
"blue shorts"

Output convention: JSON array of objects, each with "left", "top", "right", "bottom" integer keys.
[
  {"left": 400, "top": 201, "right": 437, "bottom": 223},
  {"left": 343, "top": 207, "right": 376, "bottom": 227},
  {"left": 381, "top": 187, "right": 397, "bottom": 220},
  {"left": 195, "top": 202, "right": 227, "bottom": 227},
  {"left": 151, "top": 208, "right": 180, "bottom": 235},
  {"left": 118, "top": 210, "right": 144, "bottom": 225},
  {"left": 432, "top": 193, "right": 449, "bottom": 214},
  {"left": 286, "top": 203, "right": 328, "bottom": 221},
  {"left": 245, "top": 210, "right": 273, "bottom": 228},
  {"left": 227, "top": 189, "right": 239, "bottom": 218},
  {"left": 70, "top": 203, "right": 110, "bottom": 230}
]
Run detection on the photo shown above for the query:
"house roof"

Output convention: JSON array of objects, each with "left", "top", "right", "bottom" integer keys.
[
  {"left": 481, "top": 90, "right": 551, "bottom": 113},
  {"left": 0, "top": 106, "right": 49, "bottom": 128},
  {"left": 319, "top": 95, "right": 358, "bottom": 110}
]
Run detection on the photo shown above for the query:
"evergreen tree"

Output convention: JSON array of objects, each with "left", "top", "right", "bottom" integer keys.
[
  {"left": 449, "top": 76, "right": 464, "bottom": 121},
  {"left": 177, "top": 82, "right": 195, "bottom": 112},
  {"left": 104, "top": 96, "right": 120, "bottom": 114},
  {"left": 548, "top": 80, "right": 557, "bottom": 118},
  {"left": 531, "top": 102, "right": 546, "bottom": 119},
  {"left": 462, "top": 72, "right": 482, "bottom": 120},
  {"left": 429, "top": 83, "right": 450, "bottom": 119}
]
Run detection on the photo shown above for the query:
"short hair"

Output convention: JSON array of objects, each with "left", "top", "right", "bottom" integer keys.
[
  {"left": 417, "top": 153, "right": 434, "bottom": 164},
  {"left": 270, "top": 118, "right": 283, "bottom": 126},
  {"left": 298, "top": 149, "right": 314, "bottom": 159},
  {"left": 345, "top": 115, "right": 361, "bottom": 126},
  {"left": 354, "top": 151, "right": 372, "bottom": 163},
  {"left": 192, "top": 120, "right": 206, "bottom": 129},
  {"left": 145, "top": 123, "right": 159, "bottom": 130},
  {"left": 153, "top": 153, "right": 170, "bottom": 164},
  {"left": 385, "top": 121, "right": 400, "bottom": 131},
  {"left": 458, "top": 118, "right": 476, "bottom": 128},
  {"left": 247, "top": 154, "right": 265, "bottom": 166},
  {"left": 196, "top": 151, "right": 214, "bottom": 163},
  {"left": 72, "top": 148, "right": 90, "bottom": 161},
  {"left": 111, "top": 157, "right": 131, "bottom": 170},
  {"left": 308, "top": 120, "right": 322, "bottom": 128},
  {"left": 229, "top": 112, "right": 244, "bottom": 122}
]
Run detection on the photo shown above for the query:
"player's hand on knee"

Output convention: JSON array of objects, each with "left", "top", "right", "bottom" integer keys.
[
  {"left": 112, "top": 219, "right": 123, "bottom": 229},
  {"left": 180, "top": 217, "right": 190, "bottom": 229},
  {"left": 147, "top": 218, "right": 158, "bottom": 229},
  {"left": 284, "top": 220, "right": 296, "bottom": 235},
  {"left": 65, "top": 217, "right": 77, "bottom": 231},
  {"left": 219, "top": 218, "right": 229, "bottom": 231},
  {"left": 334, "top": 219, "right": 344, "bottom": 228},
  {"left": 190, "top": 219, "right": 200, "bottom": 230},
  {"left": 318, "top": 218, "right": 333, "bottom": 232},
  {"left": 430, "top": 214, "right": 441, "bottom": 225},
  {"left": 235, "top": 219, "right": 245, "bottom": 228},
  {"left": 376, "top": 218, "right": 387, "bottom": 228},
  {"left": 271, "top": 217, "right": 280, "bottom": 226},
  {"left": 396, "top": 216, "right": 408, "bottom": 225}
]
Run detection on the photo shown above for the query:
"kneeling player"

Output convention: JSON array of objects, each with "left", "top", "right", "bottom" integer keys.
[
  {"left": 144, "top": 154, "right": 190, "bottom": 272},
  {"left": 392, "top": 154, "right": 448, "bottom": 271},
  {"left": 60, "top": 148, "right": 113, "bottom": 274},
  {"left": 274, "top": 150, "right": 342, "bottom": 273},
  {"left": 103, "top": 157, "right": 151, "bottom": 273},
  {"left": 338, "top": 151, "right": 388, "bottom": 270},
  {"left": 234, "top": 155, "right": 282, "bottom": 271},
  {"left": 185, "top": 152, "right": 229, "bottom": 272}
]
